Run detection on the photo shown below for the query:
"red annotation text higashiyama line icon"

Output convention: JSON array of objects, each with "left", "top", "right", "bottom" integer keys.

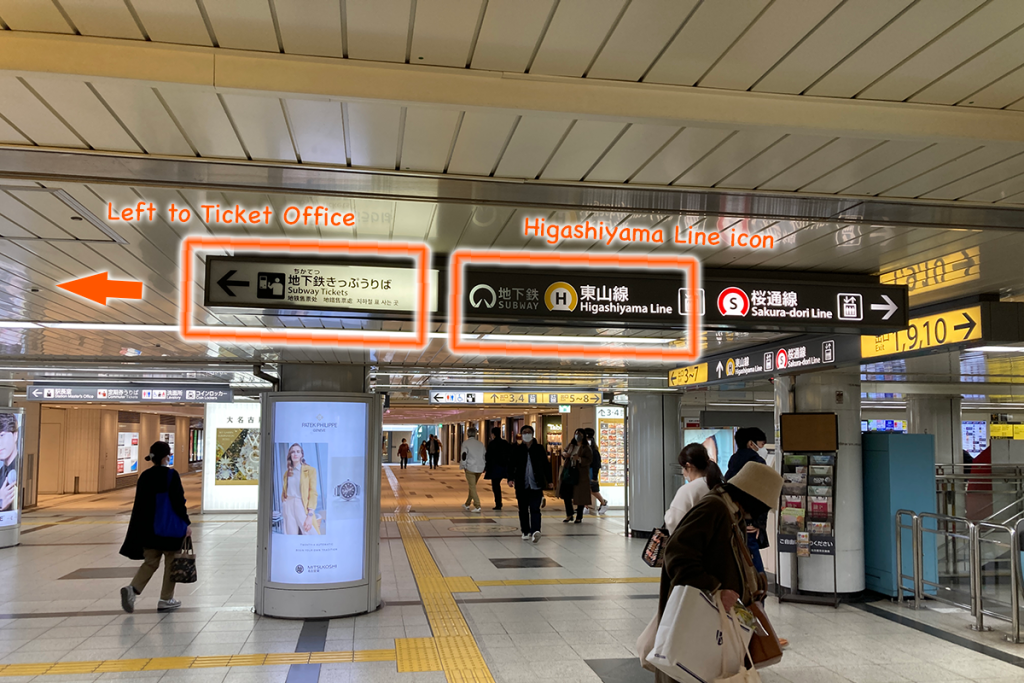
[
  {"left": 57, "top": 272, "right": 144, "bottom": 306},
  {"left": 448, "top": 250, "right": 702, "bottom": 362},
  {"left": 178, "top": 236, "right": 431, "bottom": 350}
]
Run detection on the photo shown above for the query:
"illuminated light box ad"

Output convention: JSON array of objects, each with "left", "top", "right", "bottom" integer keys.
[
  {"left": 268, "top": 401, "right": 367, "bottom": 585},
  {"left": 0, "top": 410, "right": 22, "bottom": 529},
  {"left": 203, "top": 402, "right": 261, "bottom": 512}
]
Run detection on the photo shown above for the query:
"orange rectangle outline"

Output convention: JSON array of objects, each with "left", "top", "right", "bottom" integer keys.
[
  {"left": 448, "top": 250, "right": 701, "bottom": 362},
  {"left": 179, "top": 236, "right": 430, "bottom": 350}
]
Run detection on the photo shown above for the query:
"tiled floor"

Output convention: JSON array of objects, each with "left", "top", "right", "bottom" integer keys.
[{"left": 0, "top": 466, "right": 1019, "bottom": 682}]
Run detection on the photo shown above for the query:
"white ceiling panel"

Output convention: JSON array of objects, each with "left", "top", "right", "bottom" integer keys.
[
  {"left": 925, "top": 153, "right": 1024, "bottom": 200},
  {"left": 981, "top": 175, "right": 1024, "bottom": 203},
  {"left": 643, "top": 0, "right": 768, "bottom": 86},
  {"left": 758, "top": 137, "right": 884, "bottom": 192},
  {"left": 7, "top": 190, "right": 107, "bottom": 241},
  {"left": 348, "top": 198, "right": 395, "bottom": 237},
  {"left": 25, "top": 78, "right": 140, "bottom": 153},
  {"left": 539, "top": 120, "right": 625, "bottom": 181},
  {"left": 700, "top": 0, "right": 842, "bottom": 91},
  {"left": 493, "top": 116, "right": 571, "bottom": 179},
  {"left": 0, "top": 190, "right": 71, "bottom": 239},
  {"left": 859, "top": 0, "right": 1024, "bottom": 103},
  {"left": 157, "top": 87, "right": 245, "bottom": 159},
  {"left": 129, "top": 0, "right": 212, "bottom": 46},
  {"left": 672, "top": 129, "right": 784, "bottom": 188},
  {"left": 220, "top": 94, "right": 295, "bottom": 162},
  {"left": 630, "top": 126, "right": 733, "bottom": 185},
  {"left": 0, "top": 0, "right": 72, "bottom": 33},
  {"left": 391, "top": 202, "right": 434, "bottom": 240},
  {"left": 399, "top": 107, "right": 459, "bottom": 173},
  {"left": 275, "top": 0, "right": 343, "bottom": 58},
  {"left": 91, "top": 81, "right": 191, "bottom": 156},
  {"left": 586, "top": 123, "right": 679, "bottom": 183},
  {"left": 911, "top": 26, "right": 1024, "bottom": 106},
  {"left": 446, "top": 111, "right": 517, "bottom": 176},
  {"left": 201, "top": 0, "right": 279, "bottom": 52},
  {"left": 959, "top": 64, "right": 1024, "bottom": 109},
  {"left": 752, "top": 0, "right": 913, "bottom": 95},
  {"left": 800, "top": 140, "right": 933, "bottom": 194},
  {"left": 841, "top": 141, "right": 981, "bottom": 196},
  {"left": 345, "top": 0, "right": 411, "bottom": 63},
  {"left": 882, "top": 145, "right": 1024, "bottom": 198},
  {"left": 0, "top": 76, "right": 83, "bottom": 148},
  {"left": 529, "top": 0, "right": 626, "bottom": 77},
  {"left": 346, "top": 102, "right": 401, "bottom": 169},
  {"left": 58, "top": 0, "right": 143, "bottom": 39},
  {"left": 470, "top": 0, "right": 555, "bottom": 73},
  {"left": 409, "top": 0, "right": 482, "bottom": 67},
  {"left": 285, "top": 99, "right": 346, "bottom": 165},
  {"left": 0, "top": 116, "right": 28, "bottom": 145},
  {"left": 717, "top": 134, "right": 834, "bottom": 190},
  {"left": 587, "top": 0, "right": 699, "bottom": 82},
  {"left": 806, "top": 0, "right": 986, "bottom": 99}
]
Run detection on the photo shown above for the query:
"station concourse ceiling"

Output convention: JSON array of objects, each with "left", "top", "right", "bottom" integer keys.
[{"left": 3, "top": 1, "right": 1024, "bottom": 392}]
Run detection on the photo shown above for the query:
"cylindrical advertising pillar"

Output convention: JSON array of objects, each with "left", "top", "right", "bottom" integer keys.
[
  {"left": 0, "top": 408, "right": 24, "bottom": 549},
  {"left": 254, "top": 392, "right": 383, "bottom": 618}
]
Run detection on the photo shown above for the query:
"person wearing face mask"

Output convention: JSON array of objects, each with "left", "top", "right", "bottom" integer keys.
[
  {"left": 664, "top": 443, "right": 724, "bottom": 534},
  {"left": 507, "top": 425, "right": 550, "bottom": 542},
  {"left": 560, "top": 429, "right": 593, "bottom": 524},
  {"left": 725, "top": 427, "right": 771, "bottom": 574}
]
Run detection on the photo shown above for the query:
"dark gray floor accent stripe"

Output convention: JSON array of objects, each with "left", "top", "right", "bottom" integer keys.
[
  {"left": 20, "top": 524, "right": 58, "bottom": 535},
  {"left": 587, "top": 657, "right": 654, "bottom": 683},
  {"left": 852, "top": 601, "right": 1024, "bottom": 669},
  {"left": 286, "top": 619, "right": 330, "bottom": 683}
]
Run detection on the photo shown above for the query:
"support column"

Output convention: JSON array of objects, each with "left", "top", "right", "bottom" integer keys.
[
  {"left": 777, "top": 371, "right": 864, "bottom": 594},
  {"left": 905, "top": 352, "right": 962, "bottom": 466},
  {"left": 627, "top": 393, "right": 681, "bottom": 534}
]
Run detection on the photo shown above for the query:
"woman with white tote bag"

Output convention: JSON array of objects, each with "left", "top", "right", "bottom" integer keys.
[{"left": 640, "top": 462, "right": 783, "bottom": 683}]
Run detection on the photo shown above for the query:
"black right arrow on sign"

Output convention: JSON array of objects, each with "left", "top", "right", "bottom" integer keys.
[{"left": 954, "top": 312, "right": 977, "bottom": 339}]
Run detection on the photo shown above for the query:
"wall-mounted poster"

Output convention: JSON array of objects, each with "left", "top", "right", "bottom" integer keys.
[
  {"left": 159, "top": 431, "right": 175, "bottom": 467},
  {"left": 0, "top": 410, "right": 22, "bottom": 527},
  {"left": 215, "top": 427, "right": 259, "bottom": 485},
  {"left": 117, "top": 431, "right": 139, "bottom": 475}
]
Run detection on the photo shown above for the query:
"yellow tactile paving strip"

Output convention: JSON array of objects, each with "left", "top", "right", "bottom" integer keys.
[
  {"left": 395, "top": 637, "right": 443, "bottom": 673},
  {"left": 0, "top": 650, "right": 398, "bottom": 677},
  {"left": 473, "top": 577, "right": 659, "bottom": 588}
]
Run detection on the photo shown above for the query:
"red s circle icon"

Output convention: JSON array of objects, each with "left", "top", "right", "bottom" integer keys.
[
  {"left": 717, "top": 287, "right": 750, "bottom": 317},
  {"left": 776, "top": 349, "right": 789, "bottom": 370}
]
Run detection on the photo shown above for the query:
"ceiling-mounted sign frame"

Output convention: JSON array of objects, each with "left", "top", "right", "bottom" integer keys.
[
  {"left": 27, "top": 385, "right": 234, "bottom": 402},
  {"left": 429, "top": 390, "right": 602, "bottom": 405}
]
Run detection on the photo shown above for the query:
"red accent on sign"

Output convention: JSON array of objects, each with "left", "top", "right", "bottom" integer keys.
[
  {"left": 717, "top": 287, "right": 750, "bottom": 316},
  {"left": 776, "top": 349, "right": 789, "bottom": 370}
]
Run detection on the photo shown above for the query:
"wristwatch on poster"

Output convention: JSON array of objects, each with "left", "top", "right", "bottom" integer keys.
[{"left": 335, "top": 480, "right": 359, "bottom": 500}]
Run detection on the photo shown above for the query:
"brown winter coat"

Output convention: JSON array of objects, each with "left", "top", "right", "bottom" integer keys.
[{"left": 563, "top": 442, "right": 593, "bottom": 506}]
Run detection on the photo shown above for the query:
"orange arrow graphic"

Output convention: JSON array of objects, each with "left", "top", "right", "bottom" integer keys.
[{"left": 56, "top": 272, "right": 144, "bottom": 305}]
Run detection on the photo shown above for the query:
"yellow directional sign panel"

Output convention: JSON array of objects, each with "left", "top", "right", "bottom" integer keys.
[
  {"left": 861, "top": 305, "right": 982, "bottom": 359},
  {"left": 992, "top": 424, "right": 1014, "bottom": 439},
  {"left": 1014, "top": 424, "right": 1024, "bottom": 441},
  {"left": 481, "top": 392, "right": 601, "bottom": 405},
  {"left": 880, "top": 247, "right": 980, "bottom": 296},
  {"left": 668, "top": 363, "right": 708, "bottom": 387}
]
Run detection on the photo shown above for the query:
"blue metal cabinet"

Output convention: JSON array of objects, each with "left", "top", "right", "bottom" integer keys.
[{"left": 862, "top": 433, "right": 937, "bottom": 597}]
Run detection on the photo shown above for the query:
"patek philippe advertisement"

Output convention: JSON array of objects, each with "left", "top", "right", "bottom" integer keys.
[{"left": 268, "top": 401, "right": 367, "bottom": 585}]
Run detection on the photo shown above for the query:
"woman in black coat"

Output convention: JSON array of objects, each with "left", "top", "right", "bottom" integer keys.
[{"left": 119, "top": 441, "right": 191, "bottom": 613}]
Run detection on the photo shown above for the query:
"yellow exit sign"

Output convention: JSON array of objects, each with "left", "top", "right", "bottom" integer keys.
[
  {"left": 861, "top": 305, "right": 982, "bottom": 359},
  {"left": 668, "top": 363, "right": 708, "bottom": 387},
  {"left": 481, "top": 392, "right": 600, "bottom": 405}
]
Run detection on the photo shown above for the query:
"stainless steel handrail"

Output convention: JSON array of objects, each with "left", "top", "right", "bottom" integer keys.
[
  {"left": 917, "top": 513, "right": 975, "bottom": 614},
  {"left": 895, "top": 510, "right": 918, "bottom": 609}
]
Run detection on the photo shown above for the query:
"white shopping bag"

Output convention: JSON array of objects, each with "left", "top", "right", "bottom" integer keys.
[{"left": 645, "top": 586, "right": 753, "bottom": 683}]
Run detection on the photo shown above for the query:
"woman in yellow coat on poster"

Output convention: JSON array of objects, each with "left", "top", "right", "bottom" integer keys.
[{"left": 282, "top": 443, "right": 321, "bottom": 535}]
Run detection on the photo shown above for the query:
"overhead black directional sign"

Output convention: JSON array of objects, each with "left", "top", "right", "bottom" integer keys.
[
  {"left": 27, "top": 385, "right": 233, "bottom": 403},
  {"left": 462, "top": 266, "right": 908, "bottom": 334}
]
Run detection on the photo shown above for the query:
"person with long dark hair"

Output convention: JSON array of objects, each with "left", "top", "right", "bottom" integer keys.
[
  {"left": 119, "top": 441, "right": 190, "bottom": 613},
  {"left": 282, "top": 443, "right": 320, "bottom": 535},
  {"left": 664, "top": 443, "right": 723, "bottom": 534}
]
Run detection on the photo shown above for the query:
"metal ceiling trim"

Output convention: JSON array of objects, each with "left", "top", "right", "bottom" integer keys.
[{"left": 1, "top": 147, "right": 1023, "bottom": 231}]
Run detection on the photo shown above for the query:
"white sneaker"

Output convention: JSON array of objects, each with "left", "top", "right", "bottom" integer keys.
[
  {"left": 598, "top": 504, "right": 608, "bottom": 515},
  {"left": 532, "top": 531, "right": 541, "bottom": 543},
  {"left": 157, "top": 598, "right": 182, "bottom": 611},
  {"left": 471, "top": 507, "right": 482, "bottom": 513},
  {"left": 120, "top": 586, "right": 135, "bottom": 614},
  {"left": 462, "top": 504, "right": 471, "bottom": 510},
  {"left": 521, "top": 533, "right": 531, "bottom": 540}
]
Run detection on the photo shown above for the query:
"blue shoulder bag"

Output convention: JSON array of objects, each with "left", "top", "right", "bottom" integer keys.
[{"left": 154, "top": 469, "right": 188, "bottom": 538}]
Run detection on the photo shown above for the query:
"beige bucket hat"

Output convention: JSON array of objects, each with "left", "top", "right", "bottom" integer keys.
[{"left": 730, "top": 462, "right": 784, "bottom": 510}]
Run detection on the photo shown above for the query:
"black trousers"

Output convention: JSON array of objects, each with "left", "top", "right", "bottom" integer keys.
[
  {"left": 400, "top": 457, "right": 408, "bottom": 469},
  {"left": 491, "top": 478, "right": 502, "bottom": 509},
  {"left": 517, "top": 488, "right": 543, "bottom": 534},
  {"left": 429, "top": 453, "right": 439, "bottom": 468},
  {"left": 564, "top": 498, "right": 584, "bottom": 521}
]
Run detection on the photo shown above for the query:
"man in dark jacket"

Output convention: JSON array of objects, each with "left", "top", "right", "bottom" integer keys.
[
  {"left": 725, "top": 427, "right": 770, "bottom": 574},
  {"left": 484, "top": 427, "right": 510, "bottom": 510},
  {"left": 506, "top": 425, "right": 549, "bottom": 543}
]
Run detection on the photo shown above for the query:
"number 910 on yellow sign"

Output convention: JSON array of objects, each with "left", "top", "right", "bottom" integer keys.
[{"left": 861, "top": 305, "right": 982, "bottom": 359}]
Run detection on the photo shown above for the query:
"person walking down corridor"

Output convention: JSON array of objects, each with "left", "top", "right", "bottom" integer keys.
[
  {"left": 507, "top": 425, "right": 549, "bottom": 543},
  {"left": 460, "top": 428, "right": 485, "bottom": 513},
  {"left": 561, "top": 429, "right": 593, "bottom": 524},
  {"left": 725, "top": 427, "right": 770, "bottom": 574},
  {"left": 665, "top": 443, "right": 723, "bottom": 534},
  {"left": 427, "top": 434, "right": 441, "bottom": 469},
  {"left": 418, "top": 440, "right": 428, "bottom": 465},
  {"left": 484, "top": 427, "right": 509, "bottom": 510},
  {"left": 119, "top": 441, "right": 191, "bottom": 613},
  {"left": 583, "top": 427, "right": 608, "bottom": 515},
  {"left": 398, "top": 438, "right": 410, "bottom": 469}
]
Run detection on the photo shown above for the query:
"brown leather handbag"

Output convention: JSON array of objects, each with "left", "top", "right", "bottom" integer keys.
[{"left": 748, "top": 601, "right": 783, "bottom": 669}]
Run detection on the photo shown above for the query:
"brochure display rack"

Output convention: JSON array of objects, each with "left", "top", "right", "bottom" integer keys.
[{"left": 776, "top": 412, "right": 840, "bottom": 607}]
